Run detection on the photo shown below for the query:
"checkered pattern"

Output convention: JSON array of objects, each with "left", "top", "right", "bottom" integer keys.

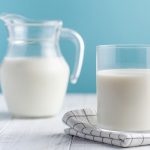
[{"left": 62, "top": 108, "right": 150, "bottom": 147}]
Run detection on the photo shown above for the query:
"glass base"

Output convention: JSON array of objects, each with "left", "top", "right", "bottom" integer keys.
[{"left": 97, "top": 123, "right": 150, "bottom": 133}]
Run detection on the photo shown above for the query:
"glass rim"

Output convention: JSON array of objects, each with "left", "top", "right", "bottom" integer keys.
[{"left": 96, "top": 44, "right": 150, "bottom": 49}]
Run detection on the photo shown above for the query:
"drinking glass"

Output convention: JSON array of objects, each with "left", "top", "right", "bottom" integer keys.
[{"left": 96, "top": 44, "right": 150, "bottom": 131}]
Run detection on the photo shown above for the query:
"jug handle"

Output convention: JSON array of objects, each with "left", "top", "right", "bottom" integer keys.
[{"left": 61, "top": 28, "right": 84, "bottom": 84}]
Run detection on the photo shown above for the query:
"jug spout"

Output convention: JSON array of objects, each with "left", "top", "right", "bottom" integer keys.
[
  {"left": 0, "top": 13, "right": 27, "bottom": 25},
  {"left": 0, "top": 13, "right": 63, "bottom": 43}
]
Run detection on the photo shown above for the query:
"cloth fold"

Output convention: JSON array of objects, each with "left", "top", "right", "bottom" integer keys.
[{"left": 62, "top": 108, "right": 150, "bottom": 148}]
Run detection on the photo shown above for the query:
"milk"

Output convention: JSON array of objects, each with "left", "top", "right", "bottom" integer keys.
[
  {"left": 1, "top": 57, "right": 69, "bottom": 117},
  {"left": 97, "top": 69, "right": 150, "bottom": 131}
]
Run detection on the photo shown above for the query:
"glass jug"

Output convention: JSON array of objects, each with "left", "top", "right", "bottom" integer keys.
[{"left": 0, "top": 14, "right": 84, "bottom": 117}]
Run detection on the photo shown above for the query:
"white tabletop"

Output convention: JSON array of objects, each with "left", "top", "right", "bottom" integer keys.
[{"left": 0, "top": 94, "right": 148, "bottom": 150}]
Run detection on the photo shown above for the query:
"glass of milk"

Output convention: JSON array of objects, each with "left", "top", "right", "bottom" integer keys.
[
  {"left": 96, "top": 45, "right": 150, "bottom": 131},
  {"left": 0, "top": 13, "right": 84, "bottom": 117}
]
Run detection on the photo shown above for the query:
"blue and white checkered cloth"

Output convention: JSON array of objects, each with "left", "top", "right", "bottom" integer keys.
[{"left": 63, "top": 108, "right": 150, "bottom": 148}]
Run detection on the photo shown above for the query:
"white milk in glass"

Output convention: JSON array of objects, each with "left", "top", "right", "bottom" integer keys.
[
  {"left": 97, "top": 69, "right": 150, "bottom": 131},
  {"left": 1, "top": 57, "right": 69, "bottom": 117}
]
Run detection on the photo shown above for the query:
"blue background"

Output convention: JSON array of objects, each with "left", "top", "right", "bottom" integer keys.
[{"left": 0, "top": 0, "right": 150, "bottom": 93}]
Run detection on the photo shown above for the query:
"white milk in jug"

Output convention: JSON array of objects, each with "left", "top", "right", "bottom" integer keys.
[{"left": 1, "top": 57, "right": 69, "bottom": 117}]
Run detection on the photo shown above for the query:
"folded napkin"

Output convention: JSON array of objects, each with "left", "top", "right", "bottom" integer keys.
[{"left": 62, "top": 108, "right": 150, "bottom": 148}]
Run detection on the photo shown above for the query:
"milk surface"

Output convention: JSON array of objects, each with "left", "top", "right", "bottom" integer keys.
[
  {"left": 97, "top": 69, "right": 150, "bottom": 131},
  {"left": 1, "top": 57, "right": 69, "bottom": 117}
]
